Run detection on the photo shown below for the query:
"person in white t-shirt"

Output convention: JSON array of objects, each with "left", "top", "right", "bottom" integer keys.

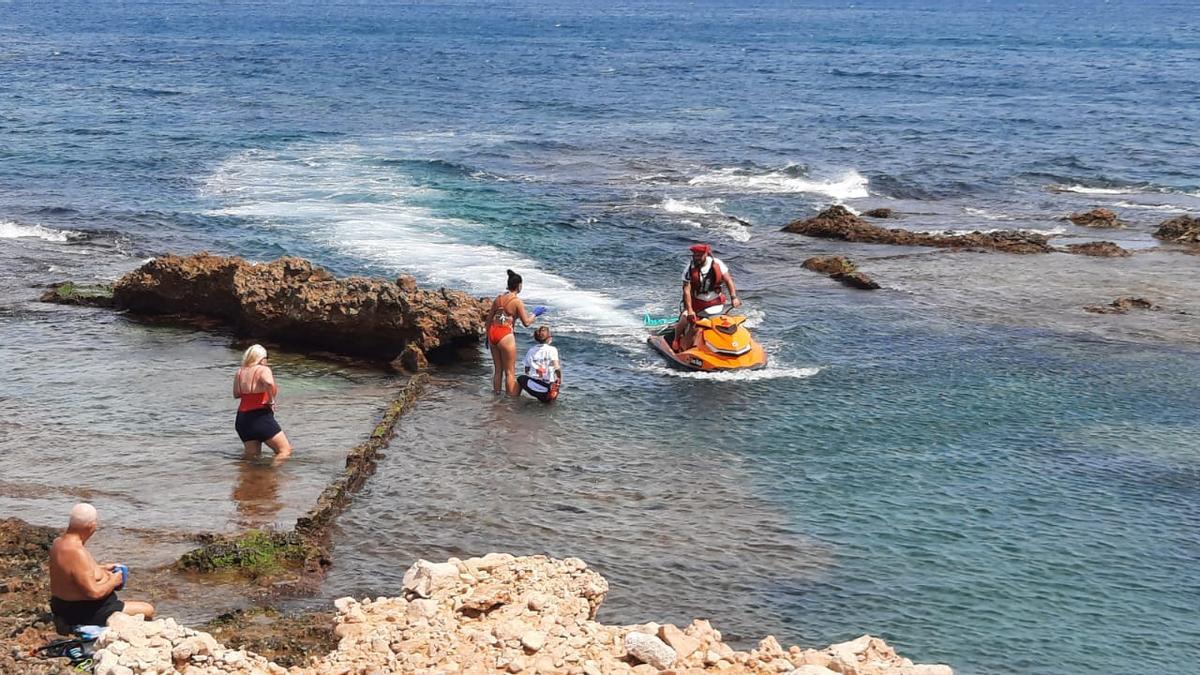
[
  {"left": 517, "top": 326, "right": 562, "bottom": 403},
  {"left": 672, "top": 243, "right": 742, "bottom": 351}
]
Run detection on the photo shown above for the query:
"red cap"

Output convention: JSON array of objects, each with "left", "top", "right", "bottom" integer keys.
[{"left": 689, "top": 243, "right": 712, "bottom": 255}]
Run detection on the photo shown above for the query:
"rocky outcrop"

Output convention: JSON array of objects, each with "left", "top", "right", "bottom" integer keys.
[
  {"left": 101, "top": 254, "right": 488, "bottom": 368},
  {"left": 783, "top": 206, "right": 1053, "bottom": 254},
  {"left": 861, "top": 208, "right": 897, "bottom": 219},
  {"left": 1067, "top": 208, "right": 1123, "bottom": 228},
  {"left": 90, "top": 554, "right": 953, "bottom": 675},
  {"left": 38, "top": 282, "right": 114, "bottom": 307},
  {"left": 1063, "top": 241, "right": 1131, "bottom": 257},
  {"left": 802, "top": 256, "right": 880, "bottom": 290},
  {"left": 1084, "top": 297, "right": 1160, "bottom": 314},
  {"left": 1153, "top": 215, "right": 1200, "bottom": 243}
]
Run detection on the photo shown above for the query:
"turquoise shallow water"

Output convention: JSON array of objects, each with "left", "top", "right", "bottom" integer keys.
[{"left": 2, "top": 1, "right": 1200, "bottom": 673}]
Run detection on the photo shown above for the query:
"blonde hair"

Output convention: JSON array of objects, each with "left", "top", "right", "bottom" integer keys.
[
  {"left": 241, "top": 344, "right": 267, "bottom": 367},
  {"left": 68, "top": 503, "right": 97, "bottom": 530}
]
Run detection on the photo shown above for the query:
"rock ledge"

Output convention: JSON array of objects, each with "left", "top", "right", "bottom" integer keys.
[{"left": 89, "top": 554, "right": 952, "bottom": 675}]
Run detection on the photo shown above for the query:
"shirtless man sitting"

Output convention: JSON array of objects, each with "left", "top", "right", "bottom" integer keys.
[{"left": 49, "top": 503, "right": 154, "bottom": 632}]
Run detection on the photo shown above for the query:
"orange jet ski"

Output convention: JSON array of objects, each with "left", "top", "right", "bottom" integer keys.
[{"left": 647, "top": 314, "right": 768, "bottom": 372}]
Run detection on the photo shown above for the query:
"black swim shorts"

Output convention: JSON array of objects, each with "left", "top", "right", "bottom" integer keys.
[
  {"left": 235, "top": 407, "right": 282, "bottom": 442},
  {"left": 50, "top": 593, "right": 125, "bottom": 628},
  {"left": 517, "top": 375, "right": 559, "bottom": 403}
]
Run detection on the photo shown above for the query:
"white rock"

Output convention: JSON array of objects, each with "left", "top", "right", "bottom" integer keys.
[
  {"left": 790, "top": 666, "right": 839, "bottom": 675},
  {"left": 402, "top": 559, "right": 459, "bottom": 598},
  {"left": 624, "top": 632, "right": 676, "bottom": 670},
  {"left": 409, "top": 598, "right": 438, "bottom": 618},
  {"left": 521, "top": 630, "right": 546, "bottom": 653}
]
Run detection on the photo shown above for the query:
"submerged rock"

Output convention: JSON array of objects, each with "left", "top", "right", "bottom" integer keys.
[
  {"left": 1067, "top": 208, "right": 1123, "bottom": 228},
  {"left": 103, "top": 253, "right": 488, "bottom": 367},
  {"left": 861, "top": 208, "right": 897, "bottom": 219},
  {"left": 1063, "top": 241, "right": 1131, "bottom": 257},
  {"left": 1084, "top": 297, "right": 1160, "bottom": 314},
  {"left": 1153, "top": 215, "right": 1200, "bottom": 243},
  {"left": 782, "top": 205, "right": 1054, "bottom": 254},
  {"left": 90, "top": 554, "right": 952, "bottom": 675},
  {"left": 802, "top": 255, "right": 881, "bottom": 290}
]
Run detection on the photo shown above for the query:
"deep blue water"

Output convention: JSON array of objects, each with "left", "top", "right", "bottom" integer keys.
[{"left": 3, "top": 2, "right": 1200, "bottom": 673}]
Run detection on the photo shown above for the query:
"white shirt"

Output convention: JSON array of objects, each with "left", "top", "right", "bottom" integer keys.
[
  {"left": 523, "top": 343, "right": 560, "bottom": 383},
  {"left": 682, "top": 256, "right": 730, "bottom": 301}
]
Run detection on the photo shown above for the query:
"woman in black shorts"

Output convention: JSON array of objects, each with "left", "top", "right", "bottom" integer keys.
[{"left": 233, "top": 344, "right": 292, "bottom": 464}]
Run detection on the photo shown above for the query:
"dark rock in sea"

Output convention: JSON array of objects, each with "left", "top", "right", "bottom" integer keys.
[
  {"left": 1153, "top": 215, "right": 1200, "bottom": 243},
  {"left": 38, "top": 281, "right": 114, "bottom": 307},
  {"left": 93, "top": 253, "right": 488, "bottom": 367},
  {"left": 1067, "top": 208, "right": 1123, "bottom": 228},
  {"left": 861, "top": 208, "right": 897, "bottom": 219},
  {"left": 1064, "top": 241, "right": 1132, "bottom": 257},
  {"left": 782, "top": 205, "right": 1054, "bottom": 254},
  {"left": 801, "top": 255, "right": 880, "bottom": 290},
  {"left": 1084, "top": 297, "right": 1160, "bottom": 314}
]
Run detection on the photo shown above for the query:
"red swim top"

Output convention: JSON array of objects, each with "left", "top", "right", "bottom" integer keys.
[{"left": 238, "top": 390, "right": 271, "bottom": 413}]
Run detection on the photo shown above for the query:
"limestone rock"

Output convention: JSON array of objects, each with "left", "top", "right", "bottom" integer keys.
[
  {"left": 783, "top": 205, "right": 1053, "bottom": 254},
  {"left": 624, "top": 632, "right": 677, "bottom": 669},
  {"left": 79, "top": 554, "right": 949, "bottom": 675},
  {"left": 108, "top": 253, "right": 489, "bottom": 363},
  {"left": 403, "top": 559, "right": 460, "bottom": 598},
  {"left": 1067, "top": 208, "right": 1122, "bottom": 228},
  {"left": 658, "top": 624, "right": 700, "bottom": 660},
  {"left": 1154, "top": 215, "right": 1200, "bottom": 243},
  {"left": 1084, "top": 297, "right": 1160, "bottom": 314},
  {"left": 1063, "top": 241, "right": 1131, "bottom": 257},
  {"left": 861, "top": 208, "right": 897, "bottom": 219},
  {"left": 801, "top": 256, "right": 880, "bottom": 290}
]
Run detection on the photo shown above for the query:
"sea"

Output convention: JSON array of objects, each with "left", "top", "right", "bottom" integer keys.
[{"left": 1, "top": 2, "right": 1199, "bottom": 673}]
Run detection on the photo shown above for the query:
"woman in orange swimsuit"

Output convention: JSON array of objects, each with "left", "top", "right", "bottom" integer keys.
[{"left": 485, "top": 270, "right": 538, "bottom": 395}]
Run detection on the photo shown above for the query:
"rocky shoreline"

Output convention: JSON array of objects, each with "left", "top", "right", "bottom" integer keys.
[{"left": 84, "top": 554, "right": 951, "bottom": 675}]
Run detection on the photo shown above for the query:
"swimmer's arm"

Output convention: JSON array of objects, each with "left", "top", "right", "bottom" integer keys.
[
  {"left": 483, "top": 302, "right": 496, "bottom": 325},
  {"left": 232, "top": 372, "right": 242, "bottom": 399},
  {"left": 513, "top": 298, "right": 535, "bottom": 327},
  {"left": 554, "top": 361, "right": 562, "bottom": 385},
  {"left": 259, "top": 366, "right": 279, "bottom": 398},
  {"left": 682, "top": 281, "right": 694, "bottom": 315}
]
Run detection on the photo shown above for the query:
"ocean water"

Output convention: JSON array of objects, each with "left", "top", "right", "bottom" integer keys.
[{"left": 2, "top": 1, "right": 1200, "bottom": 673}]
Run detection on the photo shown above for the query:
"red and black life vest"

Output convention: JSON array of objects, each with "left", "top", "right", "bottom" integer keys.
[{"left": 688, "top": 259, "right": 726, "bottom": 311}]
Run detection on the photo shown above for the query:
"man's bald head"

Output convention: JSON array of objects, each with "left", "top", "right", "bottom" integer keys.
[{"left": 68, "top": 503, "right": 98, "bottom": 532}]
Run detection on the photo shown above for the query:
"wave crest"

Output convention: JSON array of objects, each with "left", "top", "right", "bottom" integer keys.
[
  {"left": 688, "top": 167, "right": 868, "bottom": 200},
  {"left": 0, "top": 220, "right": 81, "bottom": 242}
]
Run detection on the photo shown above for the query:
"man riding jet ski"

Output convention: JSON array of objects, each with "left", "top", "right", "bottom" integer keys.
[
  {"left": 647, "top": 243, "right": 767, "bottom": 372},
  {"left": 673, "top": 243, "right": 740, "bottom": 352}
]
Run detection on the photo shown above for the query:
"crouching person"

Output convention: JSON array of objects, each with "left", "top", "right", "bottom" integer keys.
[
  {"left": 49, "top": 503, "right": 154, "bottom": 633},
  {"left": 517, "top": 326, "right": 562, "bottom": 403}
]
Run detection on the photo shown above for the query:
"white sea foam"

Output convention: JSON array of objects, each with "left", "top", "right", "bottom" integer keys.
[
  {"left": 656, "top": 197, "right": 751, "bottom": 242},
  {"left": 648, "top": 362, "right": 821, "bottom": 381},
  {"left": 203, "top": 145, "right": 641, "bottom": 339},
  {"left": 0, "top": 220, "right": 78, "bottom": 242},
  {"left": 964, "top": 207, "right": 1023, "bottom": 221},
  {"left": 661, "top": 197, "right": 712, "bottom": 215},
  {"left": 688, "top": 167, "right": 869, "bottom": 200},
  {"left": 1047, "top": 184, "right": 1138, "bottom": 195},
  {"left": 939, "top": 226, "right": 1067, "bottom": 237},
  {"left": 1112, "top": 201, "right": 1186, "bottom": 212}
]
